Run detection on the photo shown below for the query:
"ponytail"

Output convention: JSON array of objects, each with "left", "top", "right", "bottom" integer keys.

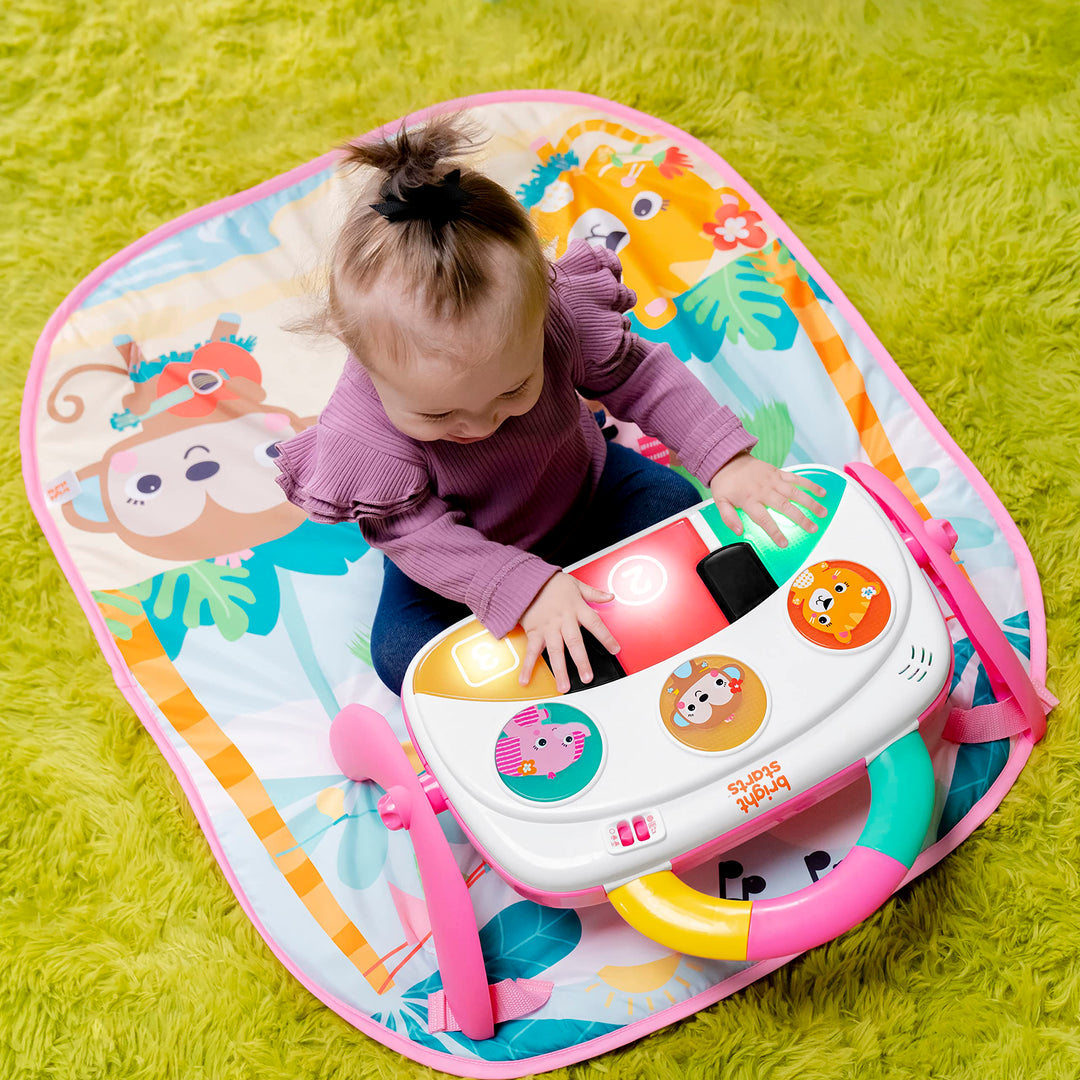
[
  {"left": 292, "top": 111, "right": 551, "bottom": 367},
  {"left": 339, "top": 111, "right": 485, "bottom": 199}
]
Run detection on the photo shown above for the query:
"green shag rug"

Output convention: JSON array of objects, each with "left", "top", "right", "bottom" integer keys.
[{"left": 3, "top": 2, "right": 1079, "bottom": 1077}]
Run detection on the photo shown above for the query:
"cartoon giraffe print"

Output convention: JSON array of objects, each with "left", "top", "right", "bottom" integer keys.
[{"left": 754, "top": 241, "right": 930, "bottom": 518}]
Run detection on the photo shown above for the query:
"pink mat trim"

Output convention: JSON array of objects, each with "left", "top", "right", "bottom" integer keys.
[{"left": 19, "top": 88, "right": 1049, "bottom": 1077}]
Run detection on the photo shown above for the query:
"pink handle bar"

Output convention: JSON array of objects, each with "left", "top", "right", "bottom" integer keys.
[
  {"left": 610, "top": 730, "right": 935, "bottom": 961},
  {"left": 846, "top": 462, "right": 1045, "bottom": 742},
  {"left": 329, "top": 705, "right": 495, "bottom": 1041}
]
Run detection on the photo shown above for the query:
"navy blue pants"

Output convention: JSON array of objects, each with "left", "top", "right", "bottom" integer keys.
[{"left": 370, "top": 442, "right": 702, "bottom": 695}]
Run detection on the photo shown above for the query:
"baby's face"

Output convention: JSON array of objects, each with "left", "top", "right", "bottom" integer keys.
[{"left": 366, "top": 307, "right": 546, "bottom": 444}]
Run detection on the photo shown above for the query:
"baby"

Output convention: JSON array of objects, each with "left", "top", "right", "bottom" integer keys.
[{"left": 275, "top": 112, "right": 826, "bottom": 696}]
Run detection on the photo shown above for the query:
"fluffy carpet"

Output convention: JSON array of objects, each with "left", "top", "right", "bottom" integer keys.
[{"left": 3, "top": 1, "right": 1078, "bottom": 1078}]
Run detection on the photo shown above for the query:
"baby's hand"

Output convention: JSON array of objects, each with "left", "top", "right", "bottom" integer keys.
[
  {"left": 519, "top": 572, "right": 620, "bottom": 694},
  {"left": 709, "top": 453, "right": 828, "bottom": 548}
]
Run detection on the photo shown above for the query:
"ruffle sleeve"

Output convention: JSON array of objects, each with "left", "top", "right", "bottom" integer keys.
[
  {"left": 552, "top": 239, "right": 758, "bottom": 485},
  {"left": 273, "top": 424, "right": 428, "bottom": 525},
  {"left": 551, "top": 239, "right": 641, "bottom": 393}
]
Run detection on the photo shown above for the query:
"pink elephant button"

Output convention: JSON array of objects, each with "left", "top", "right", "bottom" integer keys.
[{"left": 493, "top": 702, "right": 603, "bottom": 804}]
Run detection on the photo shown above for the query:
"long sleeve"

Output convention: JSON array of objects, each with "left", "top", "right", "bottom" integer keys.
[
  {"left": 274, "top": 413, "right": 560, "bottom": 637},
  {"left": 361, "top": 494, "right": 560, "bottom": 639},
  {"left": 556, "top": 241, "right": 757, "bottom": 484}
]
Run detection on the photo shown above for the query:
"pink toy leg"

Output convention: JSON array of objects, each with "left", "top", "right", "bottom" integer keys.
[{"left": 330, "top": 705, "right": 495, "bottom": 1041}]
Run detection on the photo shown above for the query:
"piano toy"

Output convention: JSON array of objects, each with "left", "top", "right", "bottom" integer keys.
[{"left": 330, "top": 462, "right": 1044, "bottom": 1040}]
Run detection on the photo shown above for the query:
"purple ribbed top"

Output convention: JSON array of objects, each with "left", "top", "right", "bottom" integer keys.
[{"left": 274, "top": 240, "right": 756, "bottom": 637}]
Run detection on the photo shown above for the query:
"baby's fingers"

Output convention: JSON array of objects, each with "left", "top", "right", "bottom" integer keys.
[
  {"left": 781, "top": 471, "right": 828, "bottom": 499},
  {"left": 715, "top": 498, "right": 744, "bottom": 536},
  {"left": 770, "top": 494, "right": 818, "bottom": 534},
  {"left": 747, "top": 503, "right": 788, "bottom": 547},
  {"left": 786, "top": 482, "right": 827, "bottom": 520},
  {"left": 577, "top": 580, "right": 614, "bottom": 605},
  {"left": 580, "top": 606, "right": 620, "bottom": 656},
  {"left": 519, "top": 630, "right": 545, "bottom": 687},
  {"left": 546, "top": 631, "right": 572, "bottom": 694},
  {"left": 562, "top": 623, "right": 593, "bottom": 687}
]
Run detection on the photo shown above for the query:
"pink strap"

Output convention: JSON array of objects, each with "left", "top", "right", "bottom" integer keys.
[
  {"left": 942, "top": 680, "right": 1058, "bottom": 743},
  {"left": 845, "top": 464, "right": 1050, "bottom": 744},
  {"left": 428, "top": 978, "right": 554, "bottom": 1034}
]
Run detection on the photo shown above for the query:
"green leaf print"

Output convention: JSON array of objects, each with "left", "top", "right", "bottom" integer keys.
[
  {"left": 151, "top": 563, "right": 256, "bottom": 641},
  {"left": 679, "top": 259, "right": 784, "bottom": 350},
  {"left": 91, "top": 588, "right": 142, "bottom": 640},
  {"left": 742, "top": 401, "right": 796, "bottom": 467},
  {"left": 348, "top": 627, "right": 373, "bottom": 667},
  {"left": 91, "top": 588, "right": 142, "bottom": 617},
  {"left": 746, "top": 240, "right": 808, "bottom": 281}
]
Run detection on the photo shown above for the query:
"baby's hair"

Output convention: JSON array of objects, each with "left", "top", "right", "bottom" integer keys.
[{"left": 298, "top": 111, "right": 553, "bottom": 370}]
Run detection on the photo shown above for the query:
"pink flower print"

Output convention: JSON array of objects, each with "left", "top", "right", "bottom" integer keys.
[
  {"left": 214, "top": 549, "right": 254, "bottom": 569},
  {"left": 703, "top": 205, "right": 767, "bottom": 251},
  {"left": 655, "top": 146, "right": 692, "bottom": 178}
]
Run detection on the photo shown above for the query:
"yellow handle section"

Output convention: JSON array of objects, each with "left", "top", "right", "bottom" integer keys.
[{"left": 608, "top": 871, "right": 752, "bottom": 960}]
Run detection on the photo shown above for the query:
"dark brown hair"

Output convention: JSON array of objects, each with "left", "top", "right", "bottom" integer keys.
[{"left": 299, "top": 111, "right": 552, "bottom": 370}]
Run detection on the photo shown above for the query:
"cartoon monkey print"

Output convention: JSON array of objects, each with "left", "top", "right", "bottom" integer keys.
[
  {"left": 660, "top": 655, "right": 767, "bottom": 753},
  {"left": 48, "top": 315, "right": 315, "bottom": 562}
]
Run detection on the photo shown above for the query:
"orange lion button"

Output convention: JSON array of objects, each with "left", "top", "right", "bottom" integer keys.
[{"left": 787, "top": 560, "right": 892, "bottom": 650}]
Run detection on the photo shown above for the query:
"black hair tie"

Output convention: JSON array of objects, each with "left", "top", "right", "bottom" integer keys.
[{"left": 370, "top": 168, "right": 475, "bottom": 227}]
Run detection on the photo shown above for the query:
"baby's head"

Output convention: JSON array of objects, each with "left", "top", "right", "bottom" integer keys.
[{"left": 314, "top": 112, "right": 552, "bottom": 443}]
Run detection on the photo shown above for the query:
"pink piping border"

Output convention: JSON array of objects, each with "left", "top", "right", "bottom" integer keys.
[{"left": 18, "top": 89, "right": 1048, "bottom": 1078}]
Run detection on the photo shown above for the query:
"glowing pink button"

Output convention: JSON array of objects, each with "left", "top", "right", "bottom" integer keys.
[
  {"left": 632, "top": 816, "right": 650, "bottom": 842},
  {"left": 570, "top": 518, "right": 727, "bottom": 674},
  {"left": 617, "top": 821, "right": 634, "bottom": 847}
]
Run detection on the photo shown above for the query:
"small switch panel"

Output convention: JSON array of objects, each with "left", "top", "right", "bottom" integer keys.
[{"left": 604, "top": 808, "right": 665, "bottom": 855}]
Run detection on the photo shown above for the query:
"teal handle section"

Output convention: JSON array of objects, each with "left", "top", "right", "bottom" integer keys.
[{"left": 858, "top": 731, "right": 935, "bottom": 868}]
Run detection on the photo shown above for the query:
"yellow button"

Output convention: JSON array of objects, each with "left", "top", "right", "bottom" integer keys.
[{"left": 412, "top": 621, "right": 558, "bottom": 701}]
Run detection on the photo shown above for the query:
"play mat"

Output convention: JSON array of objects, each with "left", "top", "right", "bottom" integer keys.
[{"left": 21, "top": 90, "right": 1053, "bottom": 1076}]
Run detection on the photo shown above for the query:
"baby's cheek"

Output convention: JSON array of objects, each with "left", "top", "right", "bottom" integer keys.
[
  {"left": 110, "top": 450, "right": 139, "bottom": 474},
  {"left": 263, "top": 412, "right": 290, "bottom": 432}
]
